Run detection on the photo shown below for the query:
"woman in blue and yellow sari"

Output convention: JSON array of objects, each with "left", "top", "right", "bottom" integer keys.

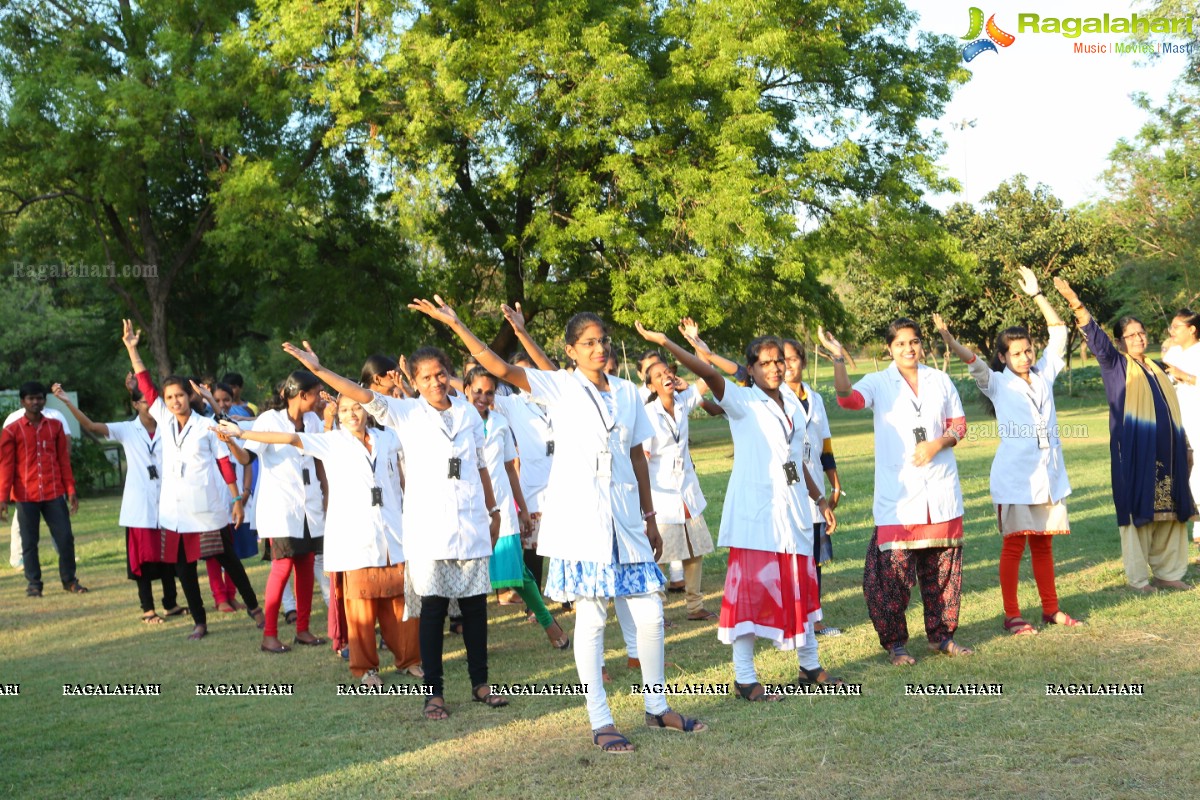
[{"left": 1053, "top": 279, "right": 1194, "bottom": 591}]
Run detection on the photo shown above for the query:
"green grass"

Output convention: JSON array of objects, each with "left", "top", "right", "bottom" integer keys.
[{"left": 3, "top": 382, "right": 1199, "bottom": 799}]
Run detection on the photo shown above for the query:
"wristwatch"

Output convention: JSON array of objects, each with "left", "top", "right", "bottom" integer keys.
[{"left": 488, "top": 506, "right": 501, "bottom": 516}]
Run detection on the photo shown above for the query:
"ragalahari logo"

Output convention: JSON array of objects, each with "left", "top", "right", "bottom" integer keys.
[{"left": 961, "top": 8, "right": 1016, "bottom": 62}]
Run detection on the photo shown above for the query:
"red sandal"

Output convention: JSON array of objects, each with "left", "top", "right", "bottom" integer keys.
[
  {"left": 1003, "top": 616, "right": 1037, "bottom": 636},
  {"left": 1042, "top": 611, "right": 1084, "bottom": 626}
]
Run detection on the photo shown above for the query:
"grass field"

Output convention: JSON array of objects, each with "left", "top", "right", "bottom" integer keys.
[{"left": 3, "top": 372, "right": 1199, "bottom": 799}]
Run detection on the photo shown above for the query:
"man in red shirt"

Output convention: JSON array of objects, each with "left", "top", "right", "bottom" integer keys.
[{"left": 0, "top": 382, "right": 87, "bottom": 597}]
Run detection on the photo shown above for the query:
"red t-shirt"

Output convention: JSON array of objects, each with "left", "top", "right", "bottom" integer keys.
[{"left": 0, "top": 415, "right": 76, "bottom": 502}]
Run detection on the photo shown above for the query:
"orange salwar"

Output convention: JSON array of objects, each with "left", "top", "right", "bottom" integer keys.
[{"left": 343, "top": 563, "right": 420, "bottom": 678}]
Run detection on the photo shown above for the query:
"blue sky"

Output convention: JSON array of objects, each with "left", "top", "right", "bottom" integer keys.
[{"left": 907, "top": 1, "right": 1192, "bottom": 209}]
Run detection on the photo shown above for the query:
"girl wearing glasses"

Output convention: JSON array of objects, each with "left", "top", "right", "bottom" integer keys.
[
  {"left": 1163, "top": 309, "right": 1200, "bottom": 552},
  {"left": 411, "top": 295, "right": 706, "bottom": 753},
  {"left": 934, "top": 267, "right": 1082, "bottom": 634},
  {"left": 818, "top": 319, "right": 971, "bottom": 666},
  {"left": 636, "top": 322, "right": 841, "bottom": 701},
  {"left": 1053, "top": 280, "right": 1194, "bottom": 591}
]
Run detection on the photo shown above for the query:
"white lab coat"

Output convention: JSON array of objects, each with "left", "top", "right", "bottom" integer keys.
[
  {"left": 244, "top": 410, "right": 326, "bottom": 539},
  {"left": 644, "top": 387, "right": 707, "bottom": 525}
]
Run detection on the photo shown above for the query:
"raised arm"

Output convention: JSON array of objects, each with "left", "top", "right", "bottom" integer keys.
[
  {"left": 281, "top": 341, "right": 370, "bottom": 403},
  {"left": 817, "top": 327, "right": 854, "bottom": 399},
  {"left": 678, "top": 317, "right": 742, "bottom": 377},
  {"left": 1053, "top": 277, "right": 1120, "bottom": 369},
  {"left": 1017, "top": 266, "right": 1064, "bottom": 328},
  {"left": 635, "top": 322, "right": 726, "bottom": 401},
  {"left": 932, "top": 314, "right": 978, "bottom": 365},
  {"left": 50, "top": 384, "right": 109, "bottom": 438},
  {"left": 214, "top": 420, "right": 303, "bottom": 450},
  {"left": 409, "top": 295, "right": 531, "bottom": 393},
  {"left": 502, "top": 302, "right": 558, "bottom": 372},
  {"left": 122, "top": 319, "right": 148, "bottom": 375}
]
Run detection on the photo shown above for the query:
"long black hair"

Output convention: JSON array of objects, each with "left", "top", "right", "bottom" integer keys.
[{"left": 265, "top": 370, "right": 321, "bottom": 412}]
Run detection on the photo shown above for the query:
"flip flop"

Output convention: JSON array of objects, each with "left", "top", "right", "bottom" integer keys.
[
  {"left": 592, "top": 726, "right": 634, "bottom": 753},
  {"left": 644, "top": 709, "right": 707, "bottom": 733}
]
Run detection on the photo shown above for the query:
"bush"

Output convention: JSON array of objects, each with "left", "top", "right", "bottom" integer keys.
[{"left": 71, "top": 436, "right": 122, "bottom": 495}]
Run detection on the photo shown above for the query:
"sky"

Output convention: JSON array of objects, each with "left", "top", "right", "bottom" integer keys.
[{"left": 905, "top": 0, "right": 1193, "bottom": 209}]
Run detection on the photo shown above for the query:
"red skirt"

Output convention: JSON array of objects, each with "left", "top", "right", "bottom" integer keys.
[
  {"left": 126, "top": 527, "right": 172, "bottom": 579},
  {"left": 160, "top": 529, "right": 226, "bottom": 564},
  {"left": 717, "top": 547, "right": 821, "bottom": 651}
]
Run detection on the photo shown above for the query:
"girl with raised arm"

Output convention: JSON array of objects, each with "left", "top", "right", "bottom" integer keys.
[
  {"left": 935, "top": 266, "right": 1081, "bottom": 634},
  {"left": 411, "top": 295, "right": 706, "bottom": 752},
  {"left": 819, "top": 319, "right": 971, "bottom": 665},
  {"left": 641, "top": 358, "right": 719, "bottom": 622},
  {"left": 635, "top": 321, "right": 841, "bottom": 701},
  {"left": 279, "top": 339, "right": 505, "bottom": 719},
  {"left": 121, "top": 321, "right": 264, "bottom": 640},
  {"left": 211, "top": 372, "right": 329, "bottom": 653},
  {"left": 51, "top": 382, "right": 183, "bottom": 623},
  {"left": 1163, "top": 309, "right": 1200, "bottom": 551},
  {"left": 465, "top": 366, "right": 570, "bottom": 649},
  {"left": 1052, "top": 279, "right": 1194, "bottom": 591},
  {"left": 216, "top": 394, "right": 422, "bottom": 686}
]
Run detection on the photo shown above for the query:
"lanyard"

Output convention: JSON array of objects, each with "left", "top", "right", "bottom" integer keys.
[
  {"left": 171, "top": 417, "right": 193, "bottom": 452},
  {"left": 147, "top": 433, "right": 158, "bottom": 461},
  {"left": 762, "top": 391, "right": 795, "bottom": 445},
  {"left": 582, "top": 383, "right": 617, "bottom": 434},
  {"left": 529, "top": 400, "right": 553, "bottom": 432},
  {"left": 658, "top": 401, "right": 680, "bottom": 444},
  {"left": 1020, "top": 376, "right": 1047, "bottom": 422}
]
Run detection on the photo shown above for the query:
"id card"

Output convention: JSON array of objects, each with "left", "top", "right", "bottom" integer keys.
[
  {"left": 913, "top": 426, "right": 927, "bottom": 444},
  {"left": 672, "top": 456, "right": 684, "bottom": 475},
  {"left": 302, "top": 467, "right": 310, "bottom": 486},
  {"left": 546, "top": 440, "right": 555, "bottom": 457},
  {"left": 447, "top": 457, "right": 462, "bottom": 480},
  {"left": 782, "top": 461, "right": 801, "bottom": 485},
  {"left": 147, "top": 465, "right": 159, "bottom": 480},
  {"left": 595, "top": 450, "right": 612, "bottom": 478},
  {"left": 803, "top": 441, "right": 812, "bottom": 463},
  {"left": 1036, "top": 425, "right": 1050, "bottom": 450},
  {"left": 371, "top": 487, "right": 383, "bottom": 507}
]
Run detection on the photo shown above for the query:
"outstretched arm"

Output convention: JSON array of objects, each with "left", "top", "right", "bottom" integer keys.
[
  {"left": 678, "top": 317, "right": 742, "bottom": 377},
  {"left": 214, "top": 421, "right": 304, "bottom": 450},
  {"left": 817, "top": 327, "right": 854, "bottom": 399},
  {"left": 1017, "top": 266, "right": 1064, "bottom": 328},
  {"left": 932, "top": 314, "right": 977, "bottom": 365},
  {"left": 636, "top": 322, "right": 726, "bottom": 401},
  {"left": 280, "top": 341, "right": 369, "bottom": 404},
  {"left": 503, "top": 302, "right": 557, "bottom": 372},
  {"left": 51, "top": 384, "right": 109, "bottom": 438},
  {"left": 409, "top": 295, "right": 531, "bottom": 392}
]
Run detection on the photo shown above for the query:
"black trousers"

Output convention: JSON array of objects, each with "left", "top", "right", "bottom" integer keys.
[
  {"left": 17, "top": 497, "right": 76, "bottom": 590},
  {"left": 419, "top": 593, "right": 488, "bottom": 697},
  {"left": 174, "top": 527, "right": 260, "bottom": 626},
  {"left": 136, "top": 575, "right": 179, "bottom": 613}
]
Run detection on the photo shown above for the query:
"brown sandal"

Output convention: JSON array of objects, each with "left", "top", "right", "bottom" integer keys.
[{"left": 422, "top": 696, "right": 449, "bottom": 721}]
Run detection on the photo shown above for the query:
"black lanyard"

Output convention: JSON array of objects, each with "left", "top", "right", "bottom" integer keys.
[
  {"left": 583, "top": 384, "right": 617, "bottom": 434},
  {"left": 657, "top": 400, "right": 681, "bottom": 444},
  {"left": 1020, "top": 377, "right": 1047, "bottom": 421},
  {"left": 146, "top": 433, "right": 158, "bottom": 461},
  {"left": 171, "top": 418, "right": 193, "bottom": 451},
  {"left": 530, "top": 401, "right": 553, "bottom": 432},
  {"left": 763, "top": 393, "right": 795, "bottom": 445}
]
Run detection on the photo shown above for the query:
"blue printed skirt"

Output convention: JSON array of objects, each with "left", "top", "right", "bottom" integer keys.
[{"left": 544, "top": 539, "right": 666, "bottom": 601}]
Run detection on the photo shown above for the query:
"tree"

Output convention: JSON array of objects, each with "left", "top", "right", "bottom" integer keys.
[
  {"left": 0, "top": 0, "right": 328, "bottom": 376},
  {"left": 255, "top": 0, "right": 967, "bottom": 353}
]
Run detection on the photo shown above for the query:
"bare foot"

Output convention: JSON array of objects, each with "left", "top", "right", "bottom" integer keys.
[{"left": 1152, "top": 578, "right": 1194, "bottom": 590}]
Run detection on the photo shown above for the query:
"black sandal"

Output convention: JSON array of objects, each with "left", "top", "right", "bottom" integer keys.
[
  {"left": 162, "top": 606, "right": 188, "bottom": 618},
  {"left": 140, "top": 611, "right": 164, "bottom": 624},
  {"left": 592, "top": 725, "right": 634, "bottom": 754},
  {"left": 645, "top": 708, "right": 706, "bottom": 733},
  {"left": 284, "top": 610, "right": 297, "bottom": 625},
  {"left": 471, "top": 683, "right": 510, "bottom": 708},
  {"left": 734, "top": 681, "right": 783, "bottom": 702},
  {"left": 796, "top": 666, "right": 845, "bottom": 687},
  {"left": 422, "top": 696, "right": 449, "bottom": 721},
  {"left": 247, "top": 607, "right": 265, "bottom": 630}
]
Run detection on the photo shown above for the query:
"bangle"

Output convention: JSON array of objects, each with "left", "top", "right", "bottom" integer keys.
[
  {"left": 489, "top": 505, "right": 501, "bottom": 516},
  {"left": 1032, "top": 292, "right": 1043, "bottom": 298},
  {"left": 642, "top": 510, "right": 657, "bottom": 520},
  {"left": 471, "top": 349, "right": 486, "bottom": 357},
  {"left": 231, "top": 494, "right": 245, "bottom": 504}
]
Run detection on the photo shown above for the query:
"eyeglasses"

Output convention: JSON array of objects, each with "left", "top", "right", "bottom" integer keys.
[
  {"left": 1122, "top": 331, "right": 1147, "bottom": 341},
  {"left": 575, "top": 336, "right": 611, "bottom": 349}
]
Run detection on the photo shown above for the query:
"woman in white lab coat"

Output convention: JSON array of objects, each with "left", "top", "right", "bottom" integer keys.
[
  {"left": 819, "top": 318, "right": 972, "bottom": 665},
  {"left": 1163, "top": 308, "right": 1200, "bottom": 550},
  {"left": 934, "top": 266, "right": 1081, "bottom": 635},
  {"left": 122, "top": 321, "right": 263, "bottom": 640},
  {"left": 280, "top": 341, "right": 505, "bottom": 720},
  {"left": 210, "top": 371, "right": 329, "bottom": 653},
  {"left": 465, "top": 367, "right": 570, "bottom": 648},
  {"left": 637, "top": 323, "right": 840, "bottom": 701},
  {"left": 641, "top": 359, "right": 717, "bottom": 621},
  {"left": 216, "top": 394, "right": 422, "bottom": 686},
  {"left": 410, "top": 295, "right": 706, "bottom": 753},
  {"left": 52, "top": 383, "right": 182, "bottom": 622}
]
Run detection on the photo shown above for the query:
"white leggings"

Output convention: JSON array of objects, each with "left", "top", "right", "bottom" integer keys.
[
  {"left": 574, "top": 593, "right": 669, "bottom": 729},
  {"left": 282, "top": 554, "right": 330, "bottom": 613},
  {"left": 731, "top": 633, "right": 820, "bottom": 684}
]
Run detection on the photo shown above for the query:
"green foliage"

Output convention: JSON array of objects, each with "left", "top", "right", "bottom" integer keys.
[
  {"left": 254, "top": 0, "right": 967, "bottom": 354},
  {"left": 1099, "top": 86, "right": 1200, "bottom": 330},
  {"left": 70, "top": 437, "right": 122, "bottom": 495}
]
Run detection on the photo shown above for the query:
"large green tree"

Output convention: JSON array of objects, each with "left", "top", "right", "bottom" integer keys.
[{"left": 255, "top": 0, "right": 966, "bottom": 354}]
